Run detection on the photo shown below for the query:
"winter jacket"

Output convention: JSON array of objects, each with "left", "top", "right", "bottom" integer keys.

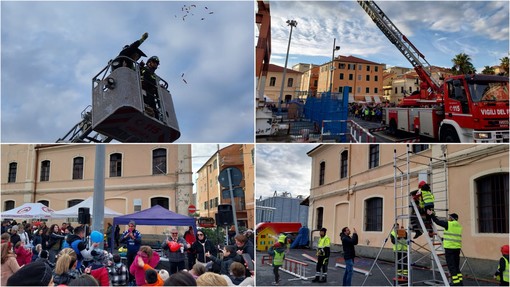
[
  {"left": 129, "top": 252, "right": 160, "bottom": 286},
  {"left": 53, "top": 269, "right": 80, "bottom": 285},
  {"left": 191, "top": 234, "right": 217, "bottom": 263},
  {"left": 161, "top": 236, "right": 187, "bottom": 263},
  {"left": 48, "top": 232, "right": 65, "bottom": 251},
  {"left": 14, "top": 245, "right": 32, "bottom": 266},
  {"left": 90, "top": 264, "right": 111, "bottom": 286},
  {"left": 141, "top": 264, "right": 164, "bottom": 286},
  {"left": 1, "top": 255, "right": 21, "bottom": 286},
  {"left": 237, "top": 240, "right": 255, "bottom": 261},
  {"left": 208, "top": 252, "right": 243, "bottom": 276},
  {"left": 340, "top": 232, "right": 358, "bottom": 260},
  {"left": 120, "top": 229, "right": 142, "bottom": 255}
]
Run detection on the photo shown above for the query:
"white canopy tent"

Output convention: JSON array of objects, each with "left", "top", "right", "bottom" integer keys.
[
  {"left": 52, "top": 197, "right": 123, "bottom": 219},
  {"left": 1, "top": 202, "right": 55, "bottom": 219}
]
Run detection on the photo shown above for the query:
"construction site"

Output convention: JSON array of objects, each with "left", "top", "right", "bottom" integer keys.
[{"left": 256, "top": 144, "right": 508, "bottom": 286}]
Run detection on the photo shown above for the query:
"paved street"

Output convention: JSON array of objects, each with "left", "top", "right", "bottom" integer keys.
[{"left": 256, "top": 248, "right": 497, "bottom": 286}]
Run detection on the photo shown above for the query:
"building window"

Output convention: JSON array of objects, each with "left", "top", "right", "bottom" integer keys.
[
  {"left": 401, "top": 87, "right": 404, "bottom": 93},
  {"left": 38, "top": 200, "right": 49, "bottom": 207},
  {"left": 68, "top": 199, "right": 83, "bottom": 208},
  {"left": 375, "top": 66, "right": 379, "bottom": 72},
  {"left": 375, "top": 75, "right": 378, "bottom": 81},
  {"left": 153, "top": 148, "right": 167, "bottom": 175},
  {"left": 110, "top": 153, "right": 122, "bottom": 177},
  {"left": 366, "top": 75, "right": 370, "bottom": 81},
  {"left": 287, "top": 78, "right": 293, "bottom": 87},
  {"left": 340, "top": 151, "right": 348, "bottom": 179},
  {"left": 358, "top": 64, "right": 362, "bottom": 70},
  {"left": 357, "top": 87, "right": 361, "bottom": 93},
  {"left": 367, "top": 65, "right": 371, "bottom": 72},
  {"left": 395, "top": 87, "right": 398, "bottom": 94},
  {"left": 476, "top": 173, "right": 509, "bottom": 233},
  {"left": 412, "top": 145, "right": 429, "bottom": 153},
  {"left": 4, "top": 200, "right": 15, "bottom": 211},
  {"left": 369, "top": 144, "right": 379, "bottom": 169},
  {"left": 365, "top": 87, "right": 370, "bottom": 93},
  {"left": 409, "top": 86, "right": 413, "bottom": 93},
  {"left": 269, "top": 77, "right": 276, "bottom": 86},
  {"left": 340, "top": 73, "right": 344, "bottom": 80},
  {"left": 339, "top": 87, "right": 343, "bottom": 93},
  {"left": 358, "top": 75, "right": 362, "bottom": 81},
  {"left": 349, "top": 87, "right": 353, "bottom": 93},
  {"left": 40, "top": 160, "right": 50, "bottom": 182},
  {"left": 349, "top": 74, "right": 353, "bottom": 81},
  {"left": 251, "top": 149, "right": 254, "bottom": 164},
  {"left": 204, "top": 201, "right": 209, "bottom": 210},
  {"left": 319, "top": 161, "right": 326, "bottom": 186},
  {"left": 316, "top": 207, "right": 324, "bottom": 229},
  {"left": 314, "top": 80, "right": 318, "bottom": 86},
  {"left": 72, "top": 157, "right": 84, "bottom": 180},
  {"left": 365, "top": 197, "right": 383, "bottom": 231},
  {"left": 339, "top": 63, "right": 345, "bottom": 69},
  {"left": 8, "top": 162, "right": 17, "bottom": 183},
  {"left": 214, "top": 197, "right": 219, "bottom": 207},
  {"left": 151, "top": 197, "right": 169, "bottom": 209},
  {"left": 374, "top": 88, "right": 378, "bottom": 93}
]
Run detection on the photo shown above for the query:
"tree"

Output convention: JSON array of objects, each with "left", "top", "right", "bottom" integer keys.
[
  {"left": 451, "top": 53, "right": 476, "bottom": 75},
  {"left": 499, "top": 56, "right": 509, "bottom": 76},
  {"left": 481, "top": 66, "right": 495, "bottom": 75}
]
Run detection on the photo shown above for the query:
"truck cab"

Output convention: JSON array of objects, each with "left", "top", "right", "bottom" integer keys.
[{"left": 441, "top": 74, "right": 509, "bottom": 143}]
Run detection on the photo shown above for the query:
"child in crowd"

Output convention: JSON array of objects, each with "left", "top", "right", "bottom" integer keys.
[{"left": 108, "top": 253, "right": 129, "bottom": 286}]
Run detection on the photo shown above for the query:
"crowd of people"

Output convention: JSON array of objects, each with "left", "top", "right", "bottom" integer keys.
[
  {"left": 1, "top": 220, "right": 254, "bottom": 286},
  {"left": 349, "top": 103, "right": 391, "bottom": 122}
]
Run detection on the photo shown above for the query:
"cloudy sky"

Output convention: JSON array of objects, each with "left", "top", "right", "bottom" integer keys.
[
  {"left": 256, "top": 143, "right": 318, "bottom": 200},
  {"left": 1, "top": 1, "right": 254, "bottom": 143},
  {"left": 269, "top": 1, "right": 509, "bottom": 72}
]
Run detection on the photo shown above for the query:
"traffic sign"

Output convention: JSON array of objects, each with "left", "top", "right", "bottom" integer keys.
[
  {"left": 218, "top": 167, "right": 243, "bottom": 187},
  {"left": 188, "top": 204, "right": 196, "bottom": 214}
]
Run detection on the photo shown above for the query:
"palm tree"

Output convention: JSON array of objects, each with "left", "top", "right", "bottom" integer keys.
[
  {"left": 451, "top": 53, "right": 476, "bottom": 75},
  {"left": 499, "top": 56, "right": 509, "bottom": 76},
  {"left": 481, "top": 66, "right": 495, "bottom": 75}
]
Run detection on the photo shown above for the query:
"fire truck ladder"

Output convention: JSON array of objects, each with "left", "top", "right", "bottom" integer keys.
[
  {"left": 357, "top": 0, "right": 441, "bottom": 92},
  {"left": 56, "top": 105, "right": 113, "bottom": 143}
]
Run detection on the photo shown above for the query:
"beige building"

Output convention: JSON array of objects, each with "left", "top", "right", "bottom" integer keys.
[
  {"left": 1, "top": 144, "right": 193, "bottom": 234},
  {"left": 261, "top": 64, "right": 303, "bottom": 104},
  {"left": 307, "top": 144, "right": 508, "bottom": 275},
  {"left": 196, "top": 144, "right": 255, "bottom": 229},
  {"left": 317, "top": 55, "right": 385, "bottom": 101}
]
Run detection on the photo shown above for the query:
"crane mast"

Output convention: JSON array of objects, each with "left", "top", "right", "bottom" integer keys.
[{"left": 357, "top": 0, "right": 442, "bottom": 98}]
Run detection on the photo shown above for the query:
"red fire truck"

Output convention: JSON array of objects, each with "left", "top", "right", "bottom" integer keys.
[{"left": 358, "top": 0, "right": 509, "bottom": 143}]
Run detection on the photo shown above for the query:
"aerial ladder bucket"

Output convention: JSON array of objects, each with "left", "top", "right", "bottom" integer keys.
[{"left": 91, "top": 58, "right": 180, "bottom": 142}]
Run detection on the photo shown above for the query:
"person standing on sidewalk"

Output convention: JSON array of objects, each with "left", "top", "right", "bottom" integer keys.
[
  {"left": 340, "top": 227, "right": 358, "bottom": 286},
  {"left": 312, "top": 227, "right": 330, "bottom": 283}
]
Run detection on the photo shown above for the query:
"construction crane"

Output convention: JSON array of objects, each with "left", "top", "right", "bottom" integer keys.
[{"left": 358, "top": 0, "right": 509, "bottom": 143}]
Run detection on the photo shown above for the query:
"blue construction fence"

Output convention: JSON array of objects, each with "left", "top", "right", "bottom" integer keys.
[{"left": 303, "top": 88, "right": 350, "bottom": 142}]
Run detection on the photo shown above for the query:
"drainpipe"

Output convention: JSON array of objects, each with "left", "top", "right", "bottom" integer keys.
[{"left": 32, "top": 145, "right": 40, "bottom": 203}]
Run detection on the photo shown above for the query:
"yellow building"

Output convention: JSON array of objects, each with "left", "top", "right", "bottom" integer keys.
[
  {"left": 261, "top": 64, "right": 303, "bottom": 104},
  {"left": 307, "top": 144, "right": 508, "bottom": 277},
  {"left": 196, "top": 144, "right": 255, "bottom": 229},
  {"left": 317, "top": 55, "right": 385, "bottom": 101},
  {"left": 1, "top": 144, "right": 193, "bottom": 234}
]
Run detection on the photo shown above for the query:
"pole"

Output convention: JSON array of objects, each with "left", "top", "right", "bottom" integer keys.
[
  {"left": 328, "top": 38, "right": 336, "bottom": 93},
  {"left": 227, "top": 168, "right": 239, "bottom": 235},
  {"left": 92, "top": 144, "right": 105, "bottom": 249},
  {"left": 278, "top": 20, "right": 297, "bottom": 114}
]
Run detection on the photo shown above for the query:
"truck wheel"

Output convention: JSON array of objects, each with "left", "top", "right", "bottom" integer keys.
[{"left": 440, "top": 126, "right": 460, "bottom": 142}]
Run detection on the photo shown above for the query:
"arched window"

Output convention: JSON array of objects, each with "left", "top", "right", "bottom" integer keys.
[
  {"left": 8, "top": 162, "right": 17, "bottom": 183},
  {"left": 40, "top": 160, "right": 51, "bottom": 181},
  {"left": 476, "top": 172, "right": 509, "bottom": 233},
  {"left": 38, "top": 200, "right": 49, "bottom": 207},
  {"left": 151, "top": 197, "right": 169, "bottom": 210},
  {"left": 4, "top": 200, "right": 15, "bottom": 211},
  {"left": 153, "top": 149, "right": 167, "bottom": 175},
  {"left": 67, "top": 199, "right": 83, "bottom": 208},
  {"left": 73, "top": 157, "right": 84, "bottom": 180},
  {"left": 365, "top": 197, "right": 383, "bottom": 231},
  {"left": 319, "top": 161, "right": 325, "bottom": 186},
  {"left": 110, "top": 153, "right": 122, "bottom": 177}
]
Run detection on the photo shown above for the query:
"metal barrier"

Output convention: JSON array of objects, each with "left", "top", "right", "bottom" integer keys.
[
  {"left": 320, "top": 120, "right": 376, "bottom": 143},
  {"left": 261, "top": 255, "right": 311, "bottom": 281}
]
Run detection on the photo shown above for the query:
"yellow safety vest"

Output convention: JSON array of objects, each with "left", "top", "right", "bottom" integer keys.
[
  {"left": 318, "top": 235, "right": 330, "bottom": 248},
  {"left": 390, "top": 230, "right": 407, "bottom": 251},
  {"left": 503, "top": 256, "right": 509, "bottom": 283},
  {"left": 443, "top": 220, "right": 462, "bottom": 249},
  {"left": 273, "top": 250, "right": 284, "bottom": 266},
  {"left": 421, "top": 190, "right": 434, "bottom": 204}
]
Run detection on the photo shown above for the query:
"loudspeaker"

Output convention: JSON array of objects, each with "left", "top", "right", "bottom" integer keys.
[
  {"left": 216, "top": 204, "right": 234, "bottom": 226},
  {"left": 78, "top": 207, "right": 90, "bottom": 224}
]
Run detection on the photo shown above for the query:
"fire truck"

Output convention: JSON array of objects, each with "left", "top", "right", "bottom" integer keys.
[{"left": 358, "top": 0, "right": 509, "bottom": 143}]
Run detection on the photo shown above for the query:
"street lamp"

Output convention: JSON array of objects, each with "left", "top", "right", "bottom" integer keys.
[
  {"left": 278, "top": 19, "right": 298, "bottom": 114},
  {"left": 328, "top": 38, "right": 341, "bottom": 93}
]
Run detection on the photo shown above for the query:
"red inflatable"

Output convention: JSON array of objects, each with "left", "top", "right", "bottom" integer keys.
[{"left": 167, "top": 241, "right": 180, "bottom": 252}]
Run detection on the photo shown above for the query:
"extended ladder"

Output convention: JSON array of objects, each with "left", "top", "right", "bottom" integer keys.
[{"left": 357, "top": 0, "right": 441, "bottom": 92}]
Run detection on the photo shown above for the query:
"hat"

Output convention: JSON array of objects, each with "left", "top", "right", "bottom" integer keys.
[
  {"left": 158, "top": 269, "right": 170, "bottom": 281},
  {"left": 501, "top": 245, "right": 509, "bottom": 255},
  {"left": 449, "top": 213, "right": 459, "bottom": 221},
  {"left": 11, "top": 225, "right": 18, "bottom": 232},
  {"left": 39, "top": 249, "right": 49, "bottom": 259},
  {"left": 418, "top": 181, "right": 427, "bottom": 188},
  {"left": 6, "top": 261, "right": 53, "bottom": 286},
  {"left": 148, "top": 56, "right": 160, "bottom": 63},
  {"left": 320, "top": 227, "right": 327, "bottom": 233}
]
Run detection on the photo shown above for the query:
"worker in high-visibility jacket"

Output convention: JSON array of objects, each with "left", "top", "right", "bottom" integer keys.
[
  {"left": 312, "top": 227, "right": 331, "bottom": 283},
  {"left": 390, "top": 223, "right": 408, "bottom": 277},
  {"left": 494, "top": 244, "right": 509, "bottom": 286},
  {"left": 428, "top": 210, "right": 463, "bottom": 286},
  {"left": 268, "top": 242, "right": 286, "bottom": 286}
]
